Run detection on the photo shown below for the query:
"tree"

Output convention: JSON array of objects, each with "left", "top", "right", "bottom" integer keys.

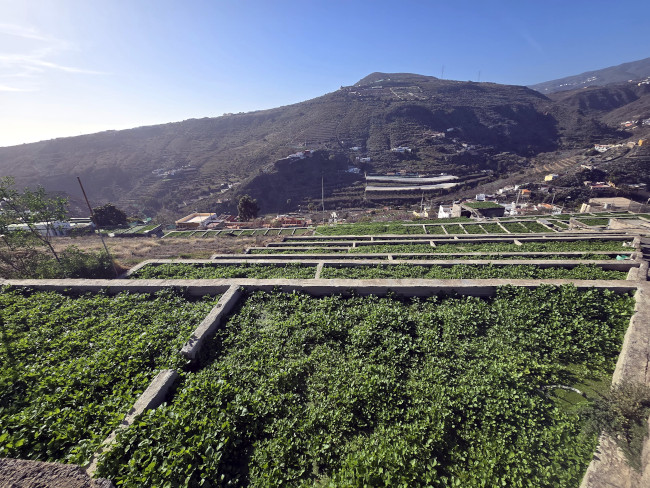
[
  {"left": 92, "top": 203, "right": 128, "bottom": 227},
  {"left": 237, "top": 194, "right": 259, "bottom": 221},
  {"left": 0, "top": 176, "right": 67, "bottom": 275},
  {"left": 0, "top": 176, "right": 115, "bottom": 279}
]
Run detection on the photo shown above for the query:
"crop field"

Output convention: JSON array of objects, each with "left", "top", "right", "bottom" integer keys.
[
  {"left": 320, "top": 264, "right": 627, "bottom": 280},
  {"left": 548, "top": 219, "right": 569, "bottom": 229},
  {"left": 460, "top": 224, "right": 487, "bottom": 234},
  {"left": 131, "top": 263, "right": 317, "bottom": 279},
  {"left": 348, "top": 240, "right": 631, "bottom": 254},
  {"left": 480, "top": 222, "right": 507, "bottom": 233},
  {"left": 442, "top": 224, "right": 466, "bottom": 234},
  {"left": 500, "top": 222, "right": 532, "bottom": 233},
  {"left": 96, "top": 286, "right": 635, "bottom": 487},
  {"left": 249, "top": 240, "right": 631, "bottom": 255},
  {"left": 249, "top": 247, "right": 348, "bottom": 254},
  {"left": 419, "top": 217, "right": 473, "bottom": 224},
  {"left": 424, "top": 225, "right": 446, "bottom": 234},
  {"left": 0, "top": 288, "right": 220, "bottom": 464},
  {"left": 395, "top": 253, "right": 622, "bottom": 260},
  {"left": 521, "top": 221, "right": 552, "bottom": 233},
  {"left": 317, "top": 222, "right": 425, "bottom": 236}
]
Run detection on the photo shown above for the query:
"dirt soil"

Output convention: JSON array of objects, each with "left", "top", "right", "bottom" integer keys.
[
  {"left": 52, "top": 235, "right": 281, "bottom": 271},
  {"left": 0, "top": 458, "right": 113, "bottom": 488}
]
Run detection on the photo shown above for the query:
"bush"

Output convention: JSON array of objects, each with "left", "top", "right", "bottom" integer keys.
[{"left": 33, "top": 247, "right": 116, "bottom": 279}]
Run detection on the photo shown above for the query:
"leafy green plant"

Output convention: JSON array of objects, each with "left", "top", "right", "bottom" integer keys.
[
  {"left": 423, "top": 225, "right": 446, "bottom": 234},
  {"left": 460, "top": 224, "right": 487, "bottom": 234},
  {"left": 348, "top": 240, "right": 629, "bottom": 254},
  {"left": 442, "top": 224, "right": 466, "bottom": 234},
  {"left": 480, "top": 222, "right": 507, "bottom": 233},
  {"left": 463, "top": 201, "right": 503, "bottom": 209},
  {"left": 32, "top": 247, "right": 115, "bottom": 279},
  {"left": 98, "top": 286, "right": 634, "bottom": 487},
  {"left": 522, "top": 221, "right": 552, "bottom": 233},
  {"left": 320, "top": 264, "right": 626, "bottom": 280},
  {"left": 0, "top": 287, "right": 219, "bottom": 463},
  {"left": 316, "top": 222, "right": 425, "bottom": 236},
  {"left": 501, "top": 222, "right": 532, "bottom": 233},
  {"left": 131, "top": 263, "right": 316, "bottom": 279}
]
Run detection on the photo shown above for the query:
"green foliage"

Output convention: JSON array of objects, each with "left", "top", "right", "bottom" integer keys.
[
  {"left": 92, "top": 203, "right": 128, "bottom": 227},
  {"left": 443, "top": 224, "right": 466, "bottom": 234},
  {"left": 480, "top": 223, "right": 507, "bottom": 233},
  {"left": 0, "top": 288, "right": 219, "bottom": 463},
  {"left": 424, "top": 225, "right": 447, "bottom": 234},
  {"left": 132, "top": 263, "right": 316, "bottom": 279},
  {"left": 583, "top": 382, "right": 650, "bottom": 471},
  {"left": 460, "top": 224, "right": 487, "bottom": 234},
  {"left": 346, "top": 240, "right": 629, "bottom": 254},
  {"left": 548, "top": 219, "right": 569, "bottom": 229},
  {"left": 238, "top": 195, "right": 260, "bottom": 221},
  {"left": 463, "top": 201, "right": 503, "bottom": 209},
  {"left": 32, "top": 247, "right": 115, "bottom": 279},
  {"left": 0, "top": 176, "right": 68, "bottom": 277},
  {"left": 501, "top": 222, "right": 532, "bottom": 233},
  {"left": 250, "top": 247, "right": 347, "bottom": 254},
  {"left": 419, "top": 217, "right": 473, "bottom": 223},
  {"left": 521, "top": 221, "right": 552, "bottom": 233},
  {"left": 98, "top": 286, "right": 634, "bottom": 487},
  {"left": 317, "top": 222, "right": 425, "bottom": 236},
  {"left": 320, "top": 264, "right": 626, "bottom": 280}
]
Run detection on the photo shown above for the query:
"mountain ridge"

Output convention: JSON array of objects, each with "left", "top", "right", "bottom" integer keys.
[
  {"left": 0, "top": 69, "right": 648, "bottom": 219},
  {"left": 529, "top": 57, "right": 650, "bottom": 94}
]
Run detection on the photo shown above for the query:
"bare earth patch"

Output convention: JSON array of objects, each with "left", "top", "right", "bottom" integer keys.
[
  {"left": 0, "top": 458, "right": 113, "bottom": 488},
  {"left": 51, "top": 235, "right": 281, "bottom": 270}
]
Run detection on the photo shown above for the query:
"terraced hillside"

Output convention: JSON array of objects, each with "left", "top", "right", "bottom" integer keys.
[
  {"left": 4, "top": 71, "right": 641, "bottom": 218},
  {"left": 1, "top": 219, "right": 649, "bottom": 487}
]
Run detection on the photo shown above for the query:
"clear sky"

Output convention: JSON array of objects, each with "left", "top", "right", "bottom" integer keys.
[{"left": 1, "top": 0, "right": 648, "bottom": 147}]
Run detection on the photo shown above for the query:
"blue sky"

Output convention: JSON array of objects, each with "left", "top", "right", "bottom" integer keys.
[{"left": 1, "top": 0, "right": 648, "bottom": 147}]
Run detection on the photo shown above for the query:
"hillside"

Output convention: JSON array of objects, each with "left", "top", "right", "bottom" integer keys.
[
  {"left": 529, "top": 57, "right": 650, "bottom": 94},
  {"left": 1, "top": 71, "right": 649, "bottom": 219}
]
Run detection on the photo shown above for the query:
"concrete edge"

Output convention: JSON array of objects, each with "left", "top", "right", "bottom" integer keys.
[
  {"left": 282, "top": 231, "right": 631, "bottom": 242},
  {"left": 180, "top": 285, "right": 242, "bottom": 360},
  {"left": 0, "top": 278, "right": 640, "bottom": 297},
  {"left": 85, "top": 369, "right": 179, "bottom": 477},
  {"left": 612, "top": 283, "right": 650, "bottom": 386},
  {"left": 125, "top": 259, "right": 639, "bottom": 274},
  {"left": 210, "top": 251, "right": 636, "bottom": 260},
  {"left": 581, "top": 282, "right": 650, "bottom": 488},
  {"left": 266, "top": 235, "right": 635, "bottom": 247}
]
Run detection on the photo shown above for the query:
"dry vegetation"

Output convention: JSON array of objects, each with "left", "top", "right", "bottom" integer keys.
[{"left": 50, "top": 235, "right": 281, "bottom": 271}]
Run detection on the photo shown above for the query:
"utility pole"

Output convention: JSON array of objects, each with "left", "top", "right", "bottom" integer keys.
[
  {"left": 77, "top": 177, "right": 118, "bottom": 277},
  {"left": 441, "top": 65, "right": 445, "bottom": 80},
  {"left": 321, "top": 175, "right": 325, "bottom": 224}
]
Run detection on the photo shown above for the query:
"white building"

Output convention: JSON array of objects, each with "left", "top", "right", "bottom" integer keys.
[
  {"left": 7, "top": 221, "right": 71, "bottom": 237},
  {"left": 438, "top": 205, "right": 453, "bottom": 219}
]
